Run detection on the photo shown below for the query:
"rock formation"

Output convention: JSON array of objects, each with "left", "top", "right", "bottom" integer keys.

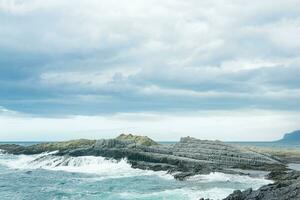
[
  {"left": 116, "top": 134, "right": 158, "bottom": 146},
  {"left": 224, "top": 170, "right": 300, "bottom": 200},
  {"left": 1, "top": 134, "right": 296, "bottom": 199},
  {"left": 173, "top": 137, "right": 282, "bottom": 170},
  {"left": 0, "top": 135, "right": 285, "bottom": 177}
]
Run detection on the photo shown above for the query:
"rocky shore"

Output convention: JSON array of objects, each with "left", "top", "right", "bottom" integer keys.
[
  {"left": 224, "top": 170, "right": 300, "bottom": 200},
  {"left": 0, "top": 135, "right": 285, "bottom": 175},
  {"left": 1, "top": 134, "right": 298, "bottom": 200}
]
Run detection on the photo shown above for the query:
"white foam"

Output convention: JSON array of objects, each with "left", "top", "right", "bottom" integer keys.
[
  {"left": 194, "top": 187, "right": 242, "bottom": 200},
  {"left": 116, "top": 173, "right": 272, "bottom": 200},
  {"left": 0, "top": 149, "right": 6, "bottom": 155},
  {"left": 0, "top": 152, "right": 172, "bottom": 180},
  {"left": 118, "top": 187, "right": 237, "bottom": 200},
  {"left": 188, "top": 172, "right": 272, "bottom": 189},
  {"left": 0, "top": 153, "right": 272, "bottom": 200},
  {"left": 288, "top": 163, "right": 300, "bottom": 171}
]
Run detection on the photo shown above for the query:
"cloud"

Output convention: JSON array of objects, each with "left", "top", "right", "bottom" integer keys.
[{"left": 0, "top": 0, "right": 299, "bottom": 117}]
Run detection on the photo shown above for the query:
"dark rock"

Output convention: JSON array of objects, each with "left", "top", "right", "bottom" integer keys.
[
  {"left": 224, "top": 190, "right": 244, "bottom": 200},
  {"left": 173, "top": 172, "right": 196, "bottom": 180},
  {"left": 267, "top": 170, "right": 288, "bottom": 181},
  {"left": 0, "top": 144, "right": 26, "bottom": 154},
  {"left": 224, "top": 171, "right": 300, "bottom": 200},
  {"left": 0, "top": 139, "right": 96, "bottom": 155}
]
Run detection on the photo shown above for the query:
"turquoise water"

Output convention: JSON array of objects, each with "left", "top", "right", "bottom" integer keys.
[{"left": 0, "top": 150, "right": 271, "bottom": 200}]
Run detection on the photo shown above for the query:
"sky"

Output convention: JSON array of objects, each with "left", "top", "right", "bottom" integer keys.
[{"left": 0, "top": 0, "right": 300, "bottom": 141}]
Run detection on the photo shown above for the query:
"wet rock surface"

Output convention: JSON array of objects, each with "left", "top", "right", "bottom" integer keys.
[{"left": 224, "top": 170, "right": 300, "bottom": 200}]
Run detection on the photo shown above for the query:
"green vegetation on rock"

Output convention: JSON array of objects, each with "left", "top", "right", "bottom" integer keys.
[
  {"left": 116, "top": 134, "right": 158, "bottom": 146},
  {"left": 31, "top": 139, "right": 96, "bottom": 152}
]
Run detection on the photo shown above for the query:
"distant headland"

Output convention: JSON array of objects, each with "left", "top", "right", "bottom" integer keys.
[{"left": 277, "top": 130, "right": 300, "bottom": 142}]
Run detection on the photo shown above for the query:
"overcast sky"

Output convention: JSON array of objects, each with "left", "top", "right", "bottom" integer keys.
[{"left": 0, "top": 0, "right": 300, "bottom": 141}]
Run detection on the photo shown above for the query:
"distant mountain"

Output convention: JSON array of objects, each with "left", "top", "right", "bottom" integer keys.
[{"left": 278, "top": 130, "right": 300, "bottom": 142}]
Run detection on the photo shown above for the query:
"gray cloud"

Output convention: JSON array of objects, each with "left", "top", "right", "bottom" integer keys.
[{"left": 0, "top": 0, "right": 299, "bottom": 116}]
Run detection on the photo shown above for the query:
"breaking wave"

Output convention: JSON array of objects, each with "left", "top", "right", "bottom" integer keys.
[
  {"left": 118, "top": 187, "right": 238, "bottom": 200},
  {"left": 0, "top": 151, "right": 273, "bottom": 200},
  {"left": 0, "top": 152, "right": 173, "bottom": 180},
  {"left": 187, "top": 172, "right": 272, "bottom": 190}
]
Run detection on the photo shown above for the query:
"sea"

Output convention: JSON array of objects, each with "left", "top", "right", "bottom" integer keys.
[{"left": 0, "top": 141, "right": 298, "bottom": 200}]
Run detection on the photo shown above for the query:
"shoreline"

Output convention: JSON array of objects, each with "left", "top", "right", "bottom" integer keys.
[{"left": 0, "top": 135, "right": 299, "bottom": 200}]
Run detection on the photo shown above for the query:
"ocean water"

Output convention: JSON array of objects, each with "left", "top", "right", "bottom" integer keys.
[
  {"left": 227, "top": 141, "right": 300, "bottom": 149},
  {"left": 0, "top": 141, "right": 47, "bottom": 147},
  {"left": 0, "top": 150, "right": 272, "bottom": 200},
  {"left": 160, "top": 141, "right": 300, "bottom": 149}
]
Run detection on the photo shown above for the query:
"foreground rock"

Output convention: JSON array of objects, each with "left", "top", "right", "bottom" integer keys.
[
  {"left": 224, "top": 170, "right": 300, "bottom": 200},
  {"left": 0, "top": 135, "right": 285, "bottom": 177}
]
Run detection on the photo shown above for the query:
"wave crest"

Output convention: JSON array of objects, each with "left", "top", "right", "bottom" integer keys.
[{"left": 0, "top": 152, "right": 172, "bottom": 180}]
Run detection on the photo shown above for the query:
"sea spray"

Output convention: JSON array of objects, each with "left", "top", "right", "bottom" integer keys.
[{"left": 0, "top": 152, "right": 173, "bottom": 180}]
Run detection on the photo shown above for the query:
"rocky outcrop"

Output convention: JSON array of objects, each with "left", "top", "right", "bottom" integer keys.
[
  {"left": 173, "top": 137, "right": 282, "bottom": 171},
  {"left": 116, "top": 134, "right": 158, "bottom": 146},
  {"left": 0, "top": 135, "right": 285, "bottom": 178},
  {"left": 0, "top": 139, "right": 96, "bottom": 154},
  {"left": 0, "top": 135, "right": 296, "bottom": 200},
  {"left": 224, "top": 170, "right": 300, "bottom": 200}
]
